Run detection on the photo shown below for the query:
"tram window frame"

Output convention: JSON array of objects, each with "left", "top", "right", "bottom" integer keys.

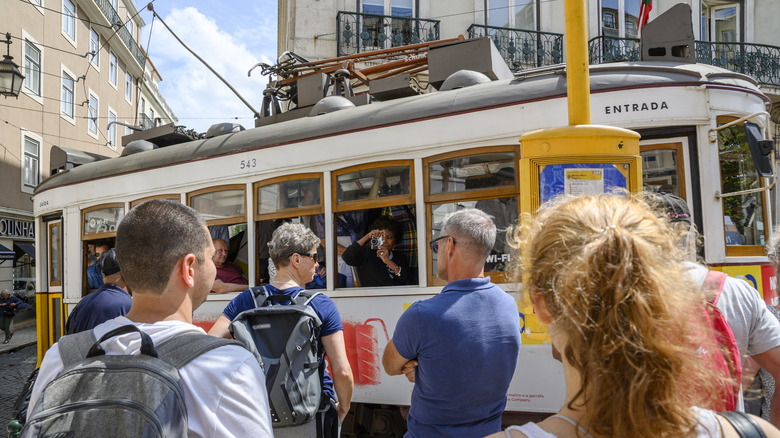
[
  {"left": 332, "top": 160, "right": 415, "bottom": 213},
  {"left": 640, "top": 143, "right": 687, "bottom": 200},
  {"left": 254, "top": 174, "right": 325, "bottom": 285},
  {"left": 254, "top": 173, "right": 324, "bottom": 221},
  {"left": 130, "top": 194, "right": 180, "bottom": 209},
  {"left": 332, "top": 161, "right": 415, "bottom": 288},
  {"left": 81, "top": 203, "right": 125, "bottom": 240},
  {"left": 48, "top": 221, "right": 62, "bottom": 287},
  {"left": 187, "top": 185, "right": 247, "bottom": 227},
  {"left": 424, "top": 146, "right": 520, "bottom": 286},
  {"left": 716, "top": 117, "right": 770, "bottom": 257}
]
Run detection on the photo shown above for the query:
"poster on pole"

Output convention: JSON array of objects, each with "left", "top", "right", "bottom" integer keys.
[{"left": 539, "top": 163, "right": 627, "bottom": 204}]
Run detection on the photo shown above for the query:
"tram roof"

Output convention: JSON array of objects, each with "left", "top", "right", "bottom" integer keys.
[{"left": 35, "top": 61, "right": 765, "bottom": 195}]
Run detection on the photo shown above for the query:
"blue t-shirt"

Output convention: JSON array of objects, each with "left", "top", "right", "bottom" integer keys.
[
  {"left": 222, "top": 285, "right": 343, "bottom": 400},
  {"left": 65, "top": 283, "right": 132, "bottom": 335},
  {"left": 393, "top": 277, "right": 522, "bottom": 438}
]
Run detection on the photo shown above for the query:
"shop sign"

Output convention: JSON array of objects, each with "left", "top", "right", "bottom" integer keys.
[{"left": 0, "top": 217, "right": 35, "bottom": 239}]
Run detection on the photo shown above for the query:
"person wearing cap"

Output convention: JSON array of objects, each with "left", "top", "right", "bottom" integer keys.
[
  {"left": 654, "top": 192, "right": 780, "bottom": 427},
  {"left": 65, "top": 248, "right": 132, "bottom": 335},
  {"left": 0, "top": 289, "right": 27, "bottom": 344}
]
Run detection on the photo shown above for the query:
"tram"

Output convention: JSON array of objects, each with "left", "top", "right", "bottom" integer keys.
[{"left": 32, "top": 36, "right": 776, "bottom": 434}]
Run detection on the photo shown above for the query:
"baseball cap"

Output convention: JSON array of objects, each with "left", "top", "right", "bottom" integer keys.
[{"left": 98, "top": 248, "right": 121, "bottom": 276}]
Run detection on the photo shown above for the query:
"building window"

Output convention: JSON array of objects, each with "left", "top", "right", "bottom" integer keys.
[
  {"left": 23, "top": 135, "right": 40, "bottom": 189},
  {"left": 149, "top": 108, "right": 155, "bottom": 126},
  {"left": 600, "top": 0, "right": 640, "bottom": 39},
  {"left": 63, "top": 0, "right": 76, "bottom": 41},
  {"left": 110, "top": 0, "right": 117, "bottom": 11},
  {"left": 126, "top": 15, "right": 134, "bottom": 38},
  {"left": 30, "top": 0, "right": 42, "bottom": 5},
  {"left": 61, "top": 71, "right": 74, "bottom": 118},
  {"left": 107, "top": 109, "right": 117, "bottom": 149},
  {"left": 88, "top": 94, "right": 98, "bottom": 136},
  {"left": 486, "top": 0, "right": 537, "bottom": 30},
  {"left": 90, "top": 28, "right": 100, "bottom": 67},
  {"left": 23, "top": 40, "right": 41, "bottom": 96},
  {"left": 125, "top": 72, "right": 132, "bottom": 102},
  {"left": 700, "top": 3, "right": 740, "bottom": 43},
  {"left": 109, "top": 52, "right": 117, "bottom": 86}
]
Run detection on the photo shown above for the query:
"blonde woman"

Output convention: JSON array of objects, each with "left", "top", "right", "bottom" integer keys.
[{"left": 489, "top": 194, "right": 780, "bottom": 438}]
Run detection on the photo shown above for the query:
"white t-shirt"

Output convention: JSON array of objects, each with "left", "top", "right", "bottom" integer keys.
[{"left": 28, "top": 316, "right": 274, "bottom": 438}]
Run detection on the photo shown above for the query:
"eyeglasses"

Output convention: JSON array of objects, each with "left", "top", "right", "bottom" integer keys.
[
  {"left": 296, "top": 252, "right": 318, "bottom": 261},
  {"left": 429, "top": 235, "right": 456, "bottom": 254}
]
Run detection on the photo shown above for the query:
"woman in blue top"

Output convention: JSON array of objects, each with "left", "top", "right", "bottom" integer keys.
[{"left": 209, "top": 222, "right": 354, "bottom": 437}]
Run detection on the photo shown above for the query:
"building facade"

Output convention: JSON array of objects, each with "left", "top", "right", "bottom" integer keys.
[
  {"left": 0, "top": 0, "right": 175, "bottom": 292},
  {"left": 278, "top": 0, "right": 780, "bottom": 133}
]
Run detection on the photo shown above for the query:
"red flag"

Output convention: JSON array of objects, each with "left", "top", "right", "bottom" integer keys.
[{"left": 639, "top": 0, "right": 652, "bottom": 29}]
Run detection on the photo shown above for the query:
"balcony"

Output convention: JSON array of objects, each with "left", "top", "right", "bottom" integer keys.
[
  {"left": 467, "top": 24, "right": 563, "bottom": 71},
  {"left": 337, "top": 11, "right": 440, "bottom": 57},
  {"left": 589, "top": 36, "right": 780, "bottom": 88},
  {"left": 139, "top": 114, "right": 154, "bottom": 130},
  {"left": 93, "top": 0, "right": 146, "bottom": 68}
]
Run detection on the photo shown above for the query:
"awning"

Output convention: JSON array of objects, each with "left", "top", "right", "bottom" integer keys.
[
  {"left": 14, "top": 242, "right": 35, "bottom": 259},
  {"left": 0, "top": 244, "right": 13, "bottom": 261}
]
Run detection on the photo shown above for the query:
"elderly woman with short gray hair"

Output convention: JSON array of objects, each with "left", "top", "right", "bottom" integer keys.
[{"left": 209, "top": 222, "right": 353, "bottom": 437}]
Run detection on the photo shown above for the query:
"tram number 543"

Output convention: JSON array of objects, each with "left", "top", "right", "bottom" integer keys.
[{"left": 239, "top": 159, "right": 257, "bottom": 170}]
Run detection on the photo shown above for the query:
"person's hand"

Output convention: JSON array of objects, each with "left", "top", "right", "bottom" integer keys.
[
  {"left": 376, "top": 246, "right": 392, "bottom": 264},
  {"left": 402, "top": 360, "right": 418, "bottom": 383},
  {"left": 335, "top": 401, "right": 349, "bottom": 422}
]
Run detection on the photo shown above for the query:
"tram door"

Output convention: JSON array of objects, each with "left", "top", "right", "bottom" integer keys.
[{"left": 38, "top": 216, "right": 64, "bottom": 365}]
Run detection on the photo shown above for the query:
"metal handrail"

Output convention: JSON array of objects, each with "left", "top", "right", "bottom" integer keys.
[
  {"left": 337, "top": 11, "right": 440, "bottom": 57},
  {"left": 467, "top": 24, "right": 563, "bottom": 71}
]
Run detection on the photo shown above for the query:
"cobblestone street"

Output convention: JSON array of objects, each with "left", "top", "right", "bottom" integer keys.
[{"left": 0, "top": 344, "right": 36, "bottom": 434}]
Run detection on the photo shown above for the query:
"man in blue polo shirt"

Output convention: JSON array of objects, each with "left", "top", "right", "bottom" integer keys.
[
  {"left": 66, "top": 248, "right": 132, "bottom": 334},
  {"left": 383, "top": 208, "right": 522, "bottom": 438}
]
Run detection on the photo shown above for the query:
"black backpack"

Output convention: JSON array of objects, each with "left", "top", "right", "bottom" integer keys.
[
  {"left": 22, "top": 325, "right": 240, "bottom": 437},
  {"left": 230, "top": 286, "right": 324, "bottom": 428}
]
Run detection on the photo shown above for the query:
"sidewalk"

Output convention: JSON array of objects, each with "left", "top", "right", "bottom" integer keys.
[{"left": 0, "top": 317, "right": 37, "bottom": 355}]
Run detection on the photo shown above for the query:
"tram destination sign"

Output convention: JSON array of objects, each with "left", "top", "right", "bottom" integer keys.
[{"left": 0, "top": 217, "right": 35, "bottom": 239}]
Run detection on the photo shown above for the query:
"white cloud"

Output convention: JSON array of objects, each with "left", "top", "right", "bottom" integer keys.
[{"left": 146, "top": 7, "right": 275, "bottom": 133}]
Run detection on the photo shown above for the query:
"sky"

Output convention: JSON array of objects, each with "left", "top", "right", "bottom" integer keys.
[{"left": 137, "top": 0, "right": 278, "bottom": 134}]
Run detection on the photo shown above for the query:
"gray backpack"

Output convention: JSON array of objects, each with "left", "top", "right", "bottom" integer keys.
[
  {"left": 230, "top": 286, "right": 323, "bottom": 428},
  {"left": 21, "top": 324, "right": 239, "bottom": 438}
]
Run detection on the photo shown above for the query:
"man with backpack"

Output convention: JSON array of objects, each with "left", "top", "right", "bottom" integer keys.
[
  {"left": 24, "top": 200, "right": 273, "bottom": 437},
  {"left": 209, "top": 222, "right": 353, "bottom": 438},
  {"left": 657, "top": 192, "right": 780, "bottom": 425}
]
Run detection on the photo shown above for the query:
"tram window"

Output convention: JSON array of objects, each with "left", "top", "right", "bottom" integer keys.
[
  {"left": 84, "top": 238, "right": 115, "bottom": 294},
  {"left": 209, "top": 223, "right": 249, "bottom": 293},
  {"left": 48, "top": 222, "right": 62, "bottom": 286},
  {"left": 718, "top": 123, "right": 769, "bottom": 248},
  {"left": 258, "top": 178, "right": 321, "bottom": 213},
  {"left": 82, "top": 205, "right": 124, "bottom": 238},
  {"left": 428, "top": 152, "right": 516, "bottom": 195},
  {"left": 640, "top": 146, "right": 684, "bottom": 198},
  {"left": 336, "top": 166, "right": 410, "bottom": 203},
  {"left": 189, "top": 188, "right": 245, "bottom": 222},
  {"left": 430, "top": 198, "right": 518, "bottom": 280},
  {"left": 257, "top": 215, "right": 321, "bottom": 285}
]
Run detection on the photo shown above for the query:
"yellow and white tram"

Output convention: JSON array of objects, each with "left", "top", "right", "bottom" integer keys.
[{"left": 32, "top": 46, "right": 776, "bottom": 429}]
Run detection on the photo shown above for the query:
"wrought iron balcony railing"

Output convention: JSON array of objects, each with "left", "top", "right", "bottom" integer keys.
[
  {"left": 93, "top": 0, "right": 146, "bottom": 68},
  {"left": 589, "top": 36, "right": 780, "bottom": 88},
  {"left": 467, "top": 24, "right": 563, "bottom": 71},
  {"left": 337, "top": 11, "right": 440, "bottom": 57}
]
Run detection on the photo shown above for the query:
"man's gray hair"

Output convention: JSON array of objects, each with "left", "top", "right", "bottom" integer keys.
[
  {"left": 268, "top": 222, "right": 321, "bottom": 267},
  {"left": 441, "top": 208, "right": 496, "bottom": 259}
]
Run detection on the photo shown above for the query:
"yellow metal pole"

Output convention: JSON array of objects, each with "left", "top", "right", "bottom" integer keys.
[{"left": 564, "top": 0, "right": 591, "bottom": 125}]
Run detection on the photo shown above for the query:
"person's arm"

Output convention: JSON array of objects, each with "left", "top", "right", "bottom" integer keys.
[
  {"left": 341, "top": 240, "right": 366, "bottom": 266},
  {"left": 719, "top": 413, "right": 780, "bottom": 438},
  {"left": 208, "top": 314, "right": 233, "bottom": 338},
  {"left": 751, "top": 346, "right": 780, "bottom": 428},
  {"left": 211, "top": 280, "right": 247, "bottom": 294},
  {"left": 321, "top": 331, "right": 354, "bottom": 421},
  {"left": 383, "top": 339, "right": 417, "bottom": 378}
]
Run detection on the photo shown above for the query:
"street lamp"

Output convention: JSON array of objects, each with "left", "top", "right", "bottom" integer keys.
[{"left": 0, "top": 33, "right": 25, "bottom": 98}]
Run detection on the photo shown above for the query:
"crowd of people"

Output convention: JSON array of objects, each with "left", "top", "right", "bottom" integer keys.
[{"left": 22, "top": 192, "right": 780, "bottom": 437}]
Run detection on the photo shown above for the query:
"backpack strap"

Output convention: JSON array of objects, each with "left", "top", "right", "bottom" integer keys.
[
  {"left": 293, "top": 290, "right": 323, "bottom": 307},
  {"left": 155, "top": 333, "right": 243, "bottom": 369},
  {"left": 702, "top": 270, "right": 729, "bottom": 306},
  {"left": 718, "top": 411, "right": 767, "bottom": 438},
  {"left": 251, "top": 285, "right": 270, "bottom": 308},
  {"left": 57, "top": 330, "right": 97, "bottom": 369}
]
